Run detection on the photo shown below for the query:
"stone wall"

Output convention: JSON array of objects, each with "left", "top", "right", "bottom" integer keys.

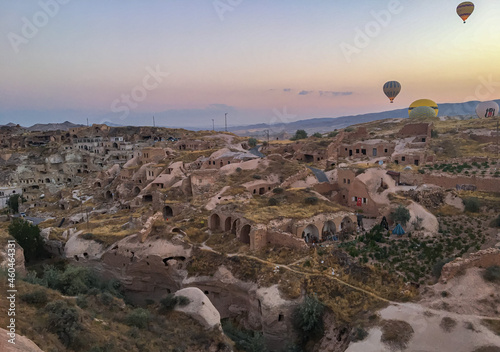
[
  {"left": 423, "top": 174, "right": 500, "bottom": 192},
  {"left": 440, "top": 248, "right": 500, "bottom": 283}
]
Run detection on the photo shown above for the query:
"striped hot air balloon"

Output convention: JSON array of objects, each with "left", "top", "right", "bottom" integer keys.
[
  {"left": 383, "top": 81, "right": 401, "bottom": 103},
  {"left": 457, "top": 2, "right": 474, "bottom": 24},
  {"left": 408, "top": 99, "right": 438, "bottom": 117}
]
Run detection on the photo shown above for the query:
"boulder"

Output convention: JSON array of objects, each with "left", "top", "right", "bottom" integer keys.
[{"left": 174, "top": 287, "right": 221, "bottom": 330}]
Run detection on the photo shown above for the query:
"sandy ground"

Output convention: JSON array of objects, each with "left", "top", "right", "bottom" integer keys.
[
  {"left": 219, "top": 158, "right": 268, "bottom": 175},
  {"left": 420, "top": 267, "right": 500, "bottom": 318},
  {"left": 347, "top": 301, "right": 500, "bottom": 352},
  {"left": 290, "top": 175, "right": 319, "bottom": 188}
]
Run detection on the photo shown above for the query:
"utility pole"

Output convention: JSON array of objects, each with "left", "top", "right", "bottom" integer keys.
[
  {"left": 497, "top": 118, "right": 499, "bottom": 157},
  {"left": 153, "top": 116, "right": 156, "bottom": 127},
  {"left": 264, "top": 129, "right": 270, "bottom": 144},
  {"left": 86, "top": 118, "right": 89, "bottom": 127},
  {"left": 224, "top": 113, "right": 228, "bottom": 132},
  {"left": 212, "top": 119, "right": 215, "bottom": 132}
]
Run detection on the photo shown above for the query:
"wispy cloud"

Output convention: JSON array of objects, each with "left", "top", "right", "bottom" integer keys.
[
  {"left": 283, "top": 88, "right": 292, "bottom": 92},
  {"left": 299, "top": 90, "right": 314, "bottom": 95},
  {"left": 319, "top": 91, "right": 353, "bottom": 97}
]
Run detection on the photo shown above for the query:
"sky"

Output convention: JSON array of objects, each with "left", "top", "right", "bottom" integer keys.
[{"left": 1, "top": 0, "right": 500, "bottom": 128}]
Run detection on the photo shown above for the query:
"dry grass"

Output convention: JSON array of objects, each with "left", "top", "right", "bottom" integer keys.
[
  {"left": 440, "top": 317, "right": 457, "bottom": 333},
  {"left": 482, "top": 319, "right": 500, "bottom": 336},
  {"left": 242, "top": 189, "right": 345, "bottom": 223}
]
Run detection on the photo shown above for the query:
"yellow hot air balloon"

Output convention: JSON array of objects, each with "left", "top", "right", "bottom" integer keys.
[
  {"left": 408, "top": 99, "right": 438, "bottom": 117},
  {"left": 457, "top": 2, "right": 474, "bottom": 24},
  {"left": 383, "top": 81, "right": 401, "bottom": 103}
]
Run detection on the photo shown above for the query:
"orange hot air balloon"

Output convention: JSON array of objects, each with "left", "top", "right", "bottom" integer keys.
[{"left": 457, "top": 2, "right": 474, "bottom": 23}]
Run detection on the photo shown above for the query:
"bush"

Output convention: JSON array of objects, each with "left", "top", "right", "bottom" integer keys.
[
  {"left": 248, "top": 138, "right": 257, "bottom": 147},
  {"left": 76, "top": 296, "right": 88, "bottom": 309},
  {"left": 328, "top": 131, "right": 339, "bottom": 138},
  {"left": 304, "top": 197, "right": 318, "bottom": 205},
  {"left": 126, "top": 308, "right": 150, "bottom": 329},
  {"left": 268, "top": 198, "right": 279, "bottom": 206},
  {"left": 432, "top": 258, "right": 453, "bottom": 278},
  {"left": 20, "top": 289, "right": 48, "bottom": 305},
  {"left": 100, "top": 292, "right": 114, "bottom": 305},
  {"left": 252, "top": 174, "right": 262, "bottom": 180},
  {"left": 380, "top": 320, "right": 414, "bottom": 351},
  {"left": 272, "top": 187, "right": 284, "bottom": 194},
  {"left": 351, "top": 327, "right": 368, "bottom": 342},
  {"left": 159, "top": 294, "right": 190, "bottom": 313},
  {"left": 431, "top": 130, "right": 439, "bottom": 138},
  {"left": 312, "top": 132, "right": 322, "bottom": 138},
  {"left": 222, "top": 320, "right": 268, "bottom": 352},
  {"left": 45, "top": 300, "right": 82, "bottom": 347},
  {"left": 390, "top": 205, "right": 410, "bottom": 226},
  {"left": 8, "top": 219, "right": 45, "bottom": 262},
  {"left": 483, "top": 266, "right": 500, "bottom": 283},
  {"left": 490, "top": 215, "right": 500, "bottom": 228},
  {"left": 7, "top": 194, "right": 24, "bottom": 214},
  {"left": 440, "top": 317, "right": 457, "bottom": 332},
  {"left": 463, "top": 197, "right": 481, "bottom": 213},
  {"left": 292, "top": 295, "right": 325, "bottom": 342},
  {"left": 290, "top": 130, "right": 308, "bottom": 141}
]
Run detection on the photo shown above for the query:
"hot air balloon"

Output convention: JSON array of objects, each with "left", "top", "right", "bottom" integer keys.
[
  {"left": 409, "top": 106, "right": 437, "bottom": 120},
  {"left": 476, "top": 101, "right": 499, "bottom": 118},
  {"left": 383, "top": 81, "right": 401, "bottom": 103},
  {"left": 457, "top": 2, "right": 474, "bottom": 24},
  {"left": 409, "top": 99, "right": 438, "bottom": 117}
]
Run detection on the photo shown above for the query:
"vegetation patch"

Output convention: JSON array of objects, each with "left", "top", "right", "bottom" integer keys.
[{"left": 380, "top": 320, "right": 414, "bottom": 351}]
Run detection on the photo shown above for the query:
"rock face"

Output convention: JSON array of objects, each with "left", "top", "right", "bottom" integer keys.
[
  {"left": 441, "top": 248, "right": 500, "bottom": 283},
  {"left": 0, "top": 240, "right": 26, "bottom": 276},
  {"left": 0, "top": 328, "right": 43, "bottom": 352},
  {"left": 174, "top": 287, "right": 222, "bottom": 330}
]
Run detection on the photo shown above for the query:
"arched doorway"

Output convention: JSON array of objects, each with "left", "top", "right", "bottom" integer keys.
[
  {"left": 231, "top": 219, "right": 239, "bottom": 235},
  {"left": 105, "top": 190, "right": 113, "bottom": 199},
  {"left": 163, "top": 206, "right": 173, "bottom": 219},
  {"left": 322, "top": 221, "right": 337, "bottom": 241},
  {"left": 209, "top": 214, "right": 221, "bottom": 231},
  {"left": 301, "top": 224, "right": 319, "bottom": 244},
  {"left": 224, "top": 217, "right": 232, "bottom": 232},
  {"left": 133, "top": 186, "right": 140, "bottom": 196},
  {"left": 341, "top": 217, "right": 354, "bottom": 232},
  {"left": 240, "top": 224, "right": 251, "bottom": 244}
]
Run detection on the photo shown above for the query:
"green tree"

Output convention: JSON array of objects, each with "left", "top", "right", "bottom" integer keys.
[
  {"left": 248, "top": 138, "right": 258, "bottom": 147},
  {"left": 45, "top": 300, "right": 82, "bottom": 347},
  {"left": 463, "top": 197, "right": 480, "bottom": 213},
  {"left": 8, "top": 219, "right": 45, "bottom": 262},
  {"left": 390, "top": 205, "right": 411, "bottom": 226},
  {"left": 292, "top": 295, "right": 325, "bottom": 343},
  {"left": 312, "top": 132, "right": 322, "bottom": 138},
  {"left": 126, "top": 308, "right": 151, "bottom": 329},
  {"left": 291, "top": 130, "right": 308, "bottom": 141},
  {"left": 7, "top": 194, "right": 23, "bottom": 214}
]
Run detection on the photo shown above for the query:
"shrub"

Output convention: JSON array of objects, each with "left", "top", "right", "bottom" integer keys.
[
  {"left": 432, "top": 258, "right": 453, "bottom": 278},
  {"left": 312, "top": 132, "right": 322, "bottom": 138},
  {"left": 268, "top": 198, "right": 279, "bottom": 206},
  {"left": 100, "top": 292, "right": 114, "bottom": 305},
  {"left": 304, "top": 197, "right": 318, "bottom": 205},
  {"left": 236, "top": 167, "right": 242, "bottom": 173},
  {"left": 20, "top": 289, "right": 48, "bottom": 305},
  {"left": 45, "top": 300, "right": 82, "bottom": 347},
  {"left": 490, "top": 215, "right": 500, "bottom": 228},
  {"left": 222, "top": 320, "right": 268, "bottom": 352},
  {"left": 351, "top": 327, "right": 368, "bottom": 342},
  {"left": 344, "top": 127, "right": 354, "bottom": 132},
  {"left": 390, "top": 205, "right": 411, "bottom": 226},
  {"left": 177, "top": 295, "right": 190, "bottom": 307},
  {"left": 76, "top": 296, "right": 88, "bottom": 309},
  {"left": 290, "top": 129, "right": 308, "bottom": 141},
  {"left": 126, "top": 308, "right": 150, "bottom": 329},
  {"left": 248, "top": 138, "right": 257, "bottom": 147},
  {"left": 463, "top": 197, "right": 481, "bottom": 213},
  {"left": 431, "top": 130, "right": 439, "bottom": 138},
  {"left": 8, "top": 219, "right": 45, "bottom": 262},
  {"left": 292, "top": 295, "right": 325, "bottom": 341},
  {"left": 328, "top": 131, "right": 339, "bottom": 138},
  {"left": 272, "top": 187, "right": 284, "bottom": 194},
  {"left": 252, "top": 174, "right": 262, "bottom": 180},
  {"left": 380, "top": 320, "right": 414, "bottom": 351},
  {"left": 440, "top": 317, "right": 457, "bottom": 332},
  {"left": 483, "top": 266, "right": 500, "bottom": 283}
]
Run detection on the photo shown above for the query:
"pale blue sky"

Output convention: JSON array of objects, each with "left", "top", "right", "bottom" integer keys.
[{"left": 1, "top": 0, "right": 499, "bottom": 127}]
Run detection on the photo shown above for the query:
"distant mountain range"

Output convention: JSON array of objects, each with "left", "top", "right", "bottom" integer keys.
[
  {"left": 1, "top": 100, "right": 498, "bottom": 136},
  {"left": 228, "top": 99, "right": 500, "bottom": 137}
]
